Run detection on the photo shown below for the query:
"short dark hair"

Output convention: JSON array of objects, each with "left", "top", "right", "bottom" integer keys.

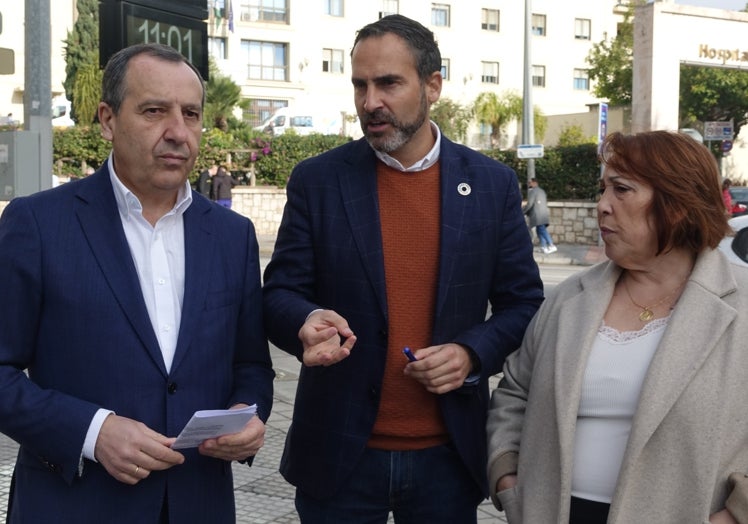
[
  {"left": 352, "top": 14, "right": 441, "bottom": 82},
  {"left": 101, "top": 43, "right": 205, "bottom": 114},
  {"left": 599, "top": 130, "right": 731, "bottom": 254}
]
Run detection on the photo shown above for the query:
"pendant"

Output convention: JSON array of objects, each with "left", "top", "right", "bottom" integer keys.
[{"left": 639, "top": 308, "right": 654, "bottom": 322}]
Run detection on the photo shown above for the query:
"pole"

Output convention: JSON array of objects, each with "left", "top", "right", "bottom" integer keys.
[
  {"left": 24, "top": 0, "right": 52, "bottom": 193},
  {"left": 522, "top": 0, "right": 535, "bottom": 184}
]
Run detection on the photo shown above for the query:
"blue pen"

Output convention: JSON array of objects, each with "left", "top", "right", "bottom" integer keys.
[{"left": 403, "top": 346, "right": 418, "bottom": 362}]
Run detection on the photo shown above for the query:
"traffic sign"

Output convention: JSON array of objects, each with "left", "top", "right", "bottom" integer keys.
[
  {"left": 704, "top": 121, "right": 733, "bottom": 141},
  {"left": 722, "top": 140, "right": 733, "bottom": 153},
  {"left": 517, "top": 144, "right": 544, "bottom": 159}
]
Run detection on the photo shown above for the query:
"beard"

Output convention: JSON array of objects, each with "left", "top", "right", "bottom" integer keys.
[{"left": 360, "top": 89, "right": 429, "bottom": 154}]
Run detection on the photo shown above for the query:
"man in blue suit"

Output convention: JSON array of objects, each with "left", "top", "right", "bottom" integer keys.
[
  {"left": 263, "top": 14, "right": 544, "bottom": 523},
  {"left": 0, "top": 44, "right": 274, "bottom": 523}
]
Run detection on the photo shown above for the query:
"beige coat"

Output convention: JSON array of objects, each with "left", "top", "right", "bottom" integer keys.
[{"left": 487, "top": 248, "right": 748, "bottom": 523}]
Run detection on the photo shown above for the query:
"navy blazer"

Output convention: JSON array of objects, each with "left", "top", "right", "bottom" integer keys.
[
  {"left": 0, "top": 166, "right": 274, "bottom": 523},
  {"left": 263, "top": 137, "right": 544, "bottom": 499}
]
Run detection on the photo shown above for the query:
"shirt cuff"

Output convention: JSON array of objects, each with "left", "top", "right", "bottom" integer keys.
[{"left": 82, "top": 409, "right": 114, "bottom": 462}]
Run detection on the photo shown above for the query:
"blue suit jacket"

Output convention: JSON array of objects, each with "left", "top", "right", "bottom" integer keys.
[
  {"left": 0, "top": 166, "right": 274, "bottom": 523},
  {"left": 263, "top": 137, "right": 543, "bottom": 499}
]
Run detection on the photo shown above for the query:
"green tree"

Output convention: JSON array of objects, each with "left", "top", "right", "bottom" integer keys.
[
  {"left": 585, "top": 5, "right": 637, "bottom": 106},
  {"left": 63, "top": 0, "right": 99, "bottom": 124},
  {"left": 204, "top": 60, "right": 250, "bottom": 132},
  {"left": 679, "top": 65, "right": 748, "bottom": 138},
  {"left": 472, "top": 91, "right": 523, "bottom": 147},
  {"left": 557, "top": 124, "right": 596, "bottom": 147},
  {"left": 72, "top": 61, "right": 102, "bottom": 126},
  {"left": 430, "top": 98, "right": 471, "bottom": 143}
]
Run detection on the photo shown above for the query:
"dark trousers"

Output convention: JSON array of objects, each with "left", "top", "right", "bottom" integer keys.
[
  {"left": 295, "top": 444, "right": 483, "bottom": 524},
  {"left": 569, "top": 496, "right": 610, "bottom": 524}
]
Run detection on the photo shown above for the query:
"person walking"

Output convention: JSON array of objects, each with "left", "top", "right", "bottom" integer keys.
[
  {"left": 0, "top": 43, "right": 274, "bottom": 523},
  {"left": 523, "top": 177, "right": 557, "bottom": 253},
  {"left": 262, "top": 14, "right": 543, "bottom": 523}
]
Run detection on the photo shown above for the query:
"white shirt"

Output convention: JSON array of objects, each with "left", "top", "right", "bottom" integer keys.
[
  {"left": 81, "top": 155, "right": 191, "bottom": 463},
  {"left": 373, "top": 121, "right": 441, "bottom": 172}
]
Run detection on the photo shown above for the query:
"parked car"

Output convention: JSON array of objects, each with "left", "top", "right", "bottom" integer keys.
[
  {"left": 718, "top": 215, "right": 748, "bottom": 267},
  {"left": 729, "top": 186, "right": 748, "bottom": 216}
]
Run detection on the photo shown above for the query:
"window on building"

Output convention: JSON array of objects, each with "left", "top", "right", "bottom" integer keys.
[
  {"left": 239, "top": 0, "right": 288, "bottom": 23},
  {"left": 441, "top": 58, "right": 450, "bottom": 80},
  {"left": 209, "top": 37, "right": 227, "bottom": 59},
  {"left": 325, "top": 0, "right": 344, "bottom": 17},
  {"left": 532, "top": 65, "right": 546, "bottom": 87},
  {"left": 573, "top": 69, "right": 589, "bottom": 90},
  {"left": 432, "top": 4, "right": 450, "bottom": 27},
  {"left": 243, "top": 40, "right": 288, "bottom": 81},
  {"left": 211, "top": 0, "right": 226, "bottom": 18},
  {"left": 532, "top": 14, "right": 546, "bottom": 36},
  {"left": 481, "top": 8, "right": 499, "bottom": 32},
  {"left": 575, "top": 18, "right": 591, "bottom": 40},
  {"left": 481, "top": 61, "right": 499, "bottom": 84},
  {"left": 380, "top": 0, "right": 398, "bottom": 18},
  {"left": 245, "top": 99, "right": 288, "bottom": 128},
  {"left": 322, "top": 48, "right": 345, "bottom": 74}
]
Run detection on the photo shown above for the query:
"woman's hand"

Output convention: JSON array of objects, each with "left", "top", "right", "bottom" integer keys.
[
  {"left": 496, "top": 474, "right": 518, "bottom": 493},
  {"left": 710, "top": 509, "right": 738, "bottom": 524}
]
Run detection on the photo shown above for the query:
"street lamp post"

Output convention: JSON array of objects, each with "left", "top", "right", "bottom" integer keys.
[{"left": 522, "top": 0, "right": 535, "bottom": 185}]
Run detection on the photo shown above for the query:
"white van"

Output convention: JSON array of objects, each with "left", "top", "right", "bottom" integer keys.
[{"left": 255, "top": 107, "right": 341, "bottom": 136}]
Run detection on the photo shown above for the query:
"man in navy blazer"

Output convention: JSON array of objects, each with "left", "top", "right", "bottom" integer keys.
[
  {"left": 263, "top": 15, "right": 543, "bottom": 523},
  {"left": 0, "top": 44, "right": 273, "bottom": 523}
]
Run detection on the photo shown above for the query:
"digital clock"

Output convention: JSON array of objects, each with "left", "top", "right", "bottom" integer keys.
[{"left": 100, "top": 1, "right": 209, "bottom": 80}]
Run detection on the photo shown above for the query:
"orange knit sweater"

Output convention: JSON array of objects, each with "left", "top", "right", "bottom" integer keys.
[{"left": 367, "top": 160, "right": 449, "bottom": 450}]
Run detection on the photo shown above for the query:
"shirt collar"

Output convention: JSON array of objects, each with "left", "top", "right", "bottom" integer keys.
[
  {"left": 373, "top": 121, "right": 441, "bottom": 172},
  {"left": 108, "top": 154, "right": 192, "bottom": 221}
]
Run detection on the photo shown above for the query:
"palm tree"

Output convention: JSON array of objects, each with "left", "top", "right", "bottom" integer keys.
[
  {"left": 471, "top": 91, "right": 523, "bottom": 148},
  {"left": 204, "top": 66, "right": 249, "bottom": 131}
]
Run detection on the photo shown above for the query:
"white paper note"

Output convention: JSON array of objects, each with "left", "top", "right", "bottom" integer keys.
[{"left": 172, "top": 405, "right": 257, "bottom": 449}]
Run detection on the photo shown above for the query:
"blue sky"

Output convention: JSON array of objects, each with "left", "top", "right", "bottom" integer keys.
[{"left": 674, "top": 0, "right": 747, "bottom": 10}]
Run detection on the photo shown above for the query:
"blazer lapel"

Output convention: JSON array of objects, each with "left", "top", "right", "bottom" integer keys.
[
  {"left": 74, "top": 169, "right": 166, "bottom": 375},
  {"left": 339, "top": 142, "right": 388, "bottom": 317}
]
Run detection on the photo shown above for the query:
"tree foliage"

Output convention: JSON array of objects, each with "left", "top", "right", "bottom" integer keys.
[
  {"left": 72, "top": 61, "right": 102, "bottom": 126},
  {"left": 557, "top": 124, "right": 596, "bottom": 147},
  {"left": 204, "top": 59, "right": 250, "bottom": 132},
  {"left": 430, "top": 98, "right": 471, "bottom": 143},
  {"left": 472, "top": 91, "right": 523, "bottom": 147},
  {"left": 586, "top": 2, "right": 748, "bottom": 140},
  {"left": 63, "top": 0, "right": 99, "bottom": 124}
]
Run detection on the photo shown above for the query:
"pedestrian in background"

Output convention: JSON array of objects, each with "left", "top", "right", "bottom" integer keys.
[
  {"left": 523, "top": 177, "right": 557, "bottom": 253},
  {"left": 212, "top": 165, "right": 238, "bottom": 208},
  {"left": 263, "top": 14, "right": 543, "bottom": 523},
  {"left": 0, "top": 43, "right": 274, "bottom": 523},
  {"left": 488, "top": 130, "right": 748, "bottom": 523},
  {"left": 197, "top": 164, "right": 217, "bottom": 199}
]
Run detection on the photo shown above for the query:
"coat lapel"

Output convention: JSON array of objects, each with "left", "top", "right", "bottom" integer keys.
[
  {"left": 616, "top": 250, "right": 738, "bottom": 486},
  {"left": 74, "top": 169, "right": 166, "bottom": 375}
]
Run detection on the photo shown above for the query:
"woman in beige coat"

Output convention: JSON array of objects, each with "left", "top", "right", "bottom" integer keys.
[{"left": 487, "top": 130, "right": 748, "bottom": 524}]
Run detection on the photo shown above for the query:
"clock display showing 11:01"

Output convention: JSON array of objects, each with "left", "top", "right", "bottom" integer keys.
[{"left": 125, "top": 13, "right": 204, "bottom": 67}]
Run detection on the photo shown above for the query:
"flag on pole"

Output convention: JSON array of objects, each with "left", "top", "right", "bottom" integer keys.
[{"left": 228, "top": 0, "right": 234, "bottom": 33}]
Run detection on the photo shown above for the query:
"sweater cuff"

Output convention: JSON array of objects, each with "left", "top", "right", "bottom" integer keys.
[
  {"left": 488, "top": 451, "right": 519, "bottom": 510},
  {"left": 726, "top": 473, "right": 748, "bottom": 524}
]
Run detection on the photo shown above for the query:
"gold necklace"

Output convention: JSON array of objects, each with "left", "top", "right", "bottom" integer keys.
[{"left": 623, "top": 276, "right": 688, "bottom": 322}]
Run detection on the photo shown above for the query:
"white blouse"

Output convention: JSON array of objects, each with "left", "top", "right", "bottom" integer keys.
[{"left": 571, "top": 317, "right": 668, "bottom": 503}]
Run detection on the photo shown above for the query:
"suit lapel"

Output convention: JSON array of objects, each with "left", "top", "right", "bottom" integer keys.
[
  {"left": 74, "top": 169, "right": 166, "bottom": 375},
  {"left": 170, "top": 198, "right": 213, "bottom": 374}
]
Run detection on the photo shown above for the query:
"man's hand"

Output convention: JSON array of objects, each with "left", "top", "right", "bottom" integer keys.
[
  {"left": 199, "top": 406, "right": 266, "bottom": 461},
  {"left": 95, "top": 414, "right": 185, "bottom": 485},
  {"left": 298, "top": 309, "right": 356, "bottom": 366},
  {"left": 403, "top": 343, "right": 474, "bottom": 394}
]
